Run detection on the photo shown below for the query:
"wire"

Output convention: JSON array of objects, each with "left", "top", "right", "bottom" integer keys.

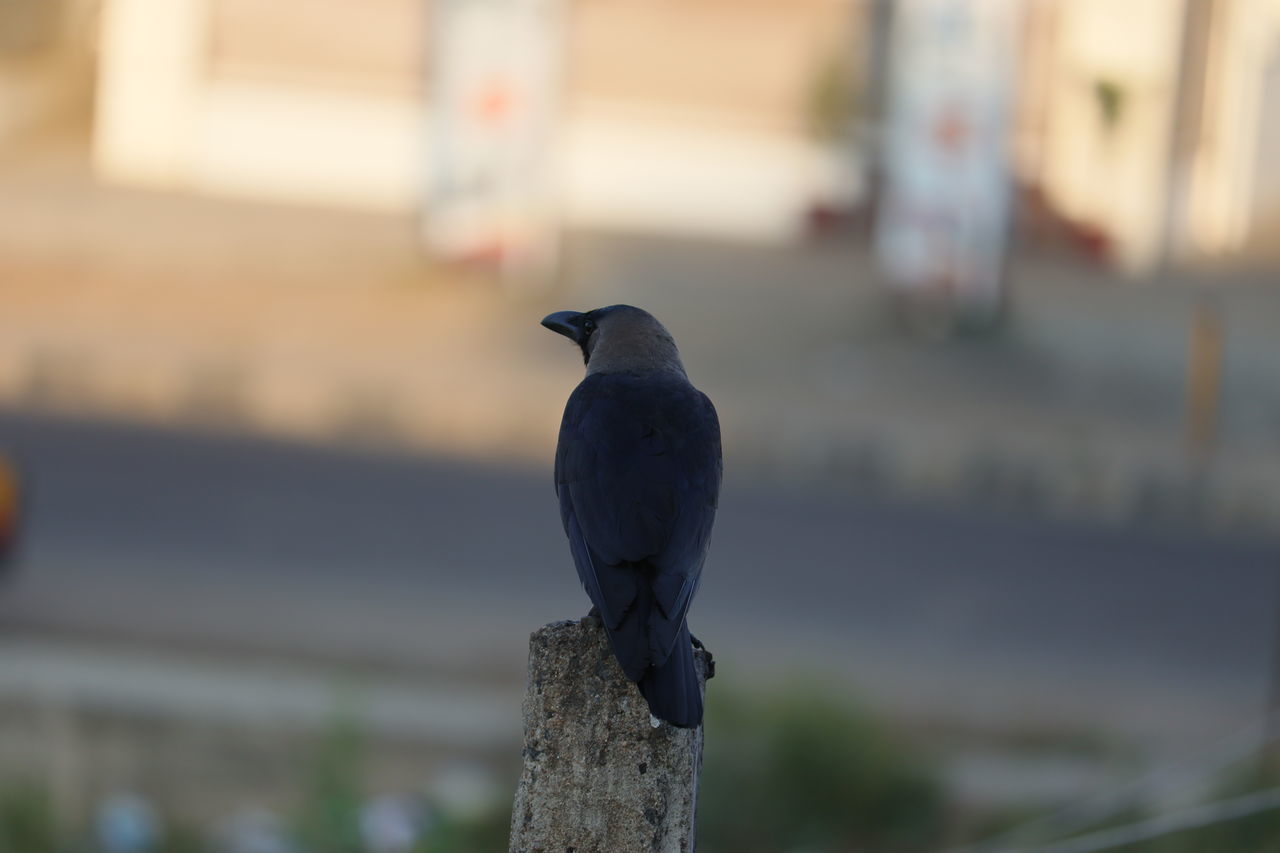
[
  {"left": 947, "top": 709, "right": 1280, "bottom": 853},
  {"left": 1005, "top": 786, "right": 1280, "bottom": 853}
]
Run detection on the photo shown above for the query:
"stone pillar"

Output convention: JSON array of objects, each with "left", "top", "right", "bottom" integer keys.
[{"left": 509, "top": 618, "right": 710, "bottom": 853}]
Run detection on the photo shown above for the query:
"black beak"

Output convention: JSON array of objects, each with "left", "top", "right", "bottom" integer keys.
[{"left": 541, "top": 310, "right": 587, "bottom": 345}]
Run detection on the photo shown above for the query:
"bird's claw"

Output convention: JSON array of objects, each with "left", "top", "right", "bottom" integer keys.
[{"left": 690, "top": 633, "right": 715, "bottom": 680}]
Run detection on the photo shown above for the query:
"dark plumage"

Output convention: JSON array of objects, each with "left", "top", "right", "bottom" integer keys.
[{"left": 542, "top": 305, "right": 721, "bottom": 727}]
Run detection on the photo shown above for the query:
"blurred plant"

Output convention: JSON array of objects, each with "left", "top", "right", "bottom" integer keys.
[
  {"left": 698, "top": 684, "right": 945, "bottom": 853},
  {"left": 291, "top": 714, "right": 512, "bottom": 853},
  {"left": 1092, "top": 79, "right": 1127, "bottom": 133},
  {"left": 158, "top": 822, "right": 206, "bottom": 853},
  {"left": 808, "top": 52, "right": 860, "bottom": 144},
  {"left": 0, "top": 690, "right": 952, "bottom": 853},
  {"left": 293, "top": 718, "right": 366, "bottom": 853},
  {"left": 0, "top": 782, "right": 57, "bottom": 853},
  {"left": 414, "top": 807, "right": 509, "bottom": 853}
]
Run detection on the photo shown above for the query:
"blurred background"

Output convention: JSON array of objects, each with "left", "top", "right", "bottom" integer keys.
[{"left": 1, "top": 0, "right": 1280, "bottom": 850}]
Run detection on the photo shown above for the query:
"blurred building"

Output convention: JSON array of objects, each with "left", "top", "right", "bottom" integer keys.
[
  {"left": 94, "top": 0, "right": 432, "bottom": 210},
  {"left": 12, "top": 0, "right": 1276, "bottom": 273},
  {"left": 92, "top": 0, "right": 859, "bottom": 244},
  {"left": 1017, "top": 0, "right": 1280, "bottom": 271}
]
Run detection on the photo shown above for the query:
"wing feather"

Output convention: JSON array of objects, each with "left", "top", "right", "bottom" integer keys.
[{"left": 555, "top": 373, "right": 721, "bottom": 674}]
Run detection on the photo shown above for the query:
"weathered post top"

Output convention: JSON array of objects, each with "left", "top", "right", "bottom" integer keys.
[{"left": 508, "top": 618, "right": 711, "bottom": 853}]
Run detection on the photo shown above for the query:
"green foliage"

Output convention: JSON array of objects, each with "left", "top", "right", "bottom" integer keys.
[
  {"left": 293, "top": 717, "right": 367, "bottom": 853},
  {"left": 8, "top": 696, "right": 1279, "bottom": 853},
  {"left": 698, "top": 684, "right": 945, "bottom": 853},
  {"left": 807, "top": 52, "right": 859, "bottom": 144},
  {"left": 289, "top": 713, "right": 516, "bottom": 853},
  {"left": 415, "top": 806, "right": 510, "bottom": 853},
  {"left": 0, "top": 783, "right": 57, "bottom": 853},
  {"left": 157, "top": 822, "right": 208, "bottom": 853},
  {"left": 1093, "top": 78, "right": 1126, "bottom": 132}
]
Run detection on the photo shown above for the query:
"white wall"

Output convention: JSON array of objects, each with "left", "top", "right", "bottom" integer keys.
[
  {"left": 92, "top": 0, "right": 846, "bottom": 243},
  {"left": 1036, "top": 0, "right": 1186, "bottom": 272}
]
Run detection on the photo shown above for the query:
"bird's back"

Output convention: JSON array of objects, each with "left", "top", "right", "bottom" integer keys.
[
  {"left": 556, "top": 370, "right": 720, "bottom": 565},
  {"left": 554, "top": 369, "right": 721, "bottom": 719}
]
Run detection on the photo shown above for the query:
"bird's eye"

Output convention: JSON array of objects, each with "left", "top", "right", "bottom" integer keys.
[{"left": 581, "top": 318, "right": 596, "bottom": 334}]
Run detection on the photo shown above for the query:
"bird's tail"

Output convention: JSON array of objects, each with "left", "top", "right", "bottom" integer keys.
[{"left": 638, "top": 622, "right": 703, "bottom": 728}]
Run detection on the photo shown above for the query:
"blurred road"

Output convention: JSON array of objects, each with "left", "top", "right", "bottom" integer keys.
[{"left": 1, "top": 410, "right": 1277, "bottom": 747}]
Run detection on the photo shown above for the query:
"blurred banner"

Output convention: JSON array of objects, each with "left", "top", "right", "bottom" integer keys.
[
  {"left": 425, "top": 0, "right": 563, "bottom": 286},
  {"left": 874, "top": 0, "right": 1019, "bottom": 324}
]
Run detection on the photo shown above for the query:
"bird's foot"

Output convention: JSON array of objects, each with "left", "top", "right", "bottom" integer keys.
[
  {"left": 690, "top": 633, "right": 715, "bottom": 680},
  {"left": 580, "top": 606, "right": 603, "bottom": 628}
]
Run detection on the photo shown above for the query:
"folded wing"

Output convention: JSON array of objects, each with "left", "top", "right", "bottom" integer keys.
[{"left": 554, "top": 372, "right": 721, "bottom": 680}]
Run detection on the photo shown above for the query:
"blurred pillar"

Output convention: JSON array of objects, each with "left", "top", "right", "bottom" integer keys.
[
  {"left": 1166, "top": 0, "right": 1280, "bottom": 260},
  {"left": 874, "top": 0, "right": 1020, "bottom": 332},
  {"left": 1161, "top": 0, "right": 1221, "bottom": 267},
  {"left": 94, "top": 0, "right": 209, "bottom": 186},
  {"left": 860, "top": 0, "right": 895, "bottom": 216},
  {"left": 424, "top": 0, "right": 564, "bottom": 290},
  {"left": 1184, "top": 300, "right": 1222, "bottom": 461}
]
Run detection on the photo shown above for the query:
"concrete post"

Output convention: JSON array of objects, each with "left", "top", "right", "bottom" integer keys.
[{"left": 508, "top": 618, "right": 710, "bottom": 853}]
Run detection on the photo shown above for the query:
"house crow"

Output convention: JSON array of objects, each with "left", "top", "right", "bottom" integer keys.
[{"left": 542, "top": 305, "right": 721, "bottom": 728}]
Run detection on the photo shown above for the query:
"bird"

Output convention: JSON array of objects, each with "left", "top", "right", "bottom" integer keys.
[{"left": 542, "top": 304, "right": 721, "bottom": 728}]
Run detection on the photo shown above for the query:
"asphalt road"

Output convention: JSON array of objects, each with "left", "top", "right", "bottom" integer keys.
[{"left": 0, "top": 409, "right": 1277, "bottom": 744}]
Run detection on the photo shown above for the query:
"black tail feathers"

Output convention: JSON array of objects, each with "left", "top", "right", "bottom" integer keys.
[{"left": 638, "top": 624, "right": 703, "bottom": 728}]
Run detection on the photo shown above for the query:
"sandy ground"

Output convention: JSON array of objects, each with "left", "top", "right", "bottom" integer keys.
[{"left": 2, "top": 146, "right": 1280, "bottom": 534}]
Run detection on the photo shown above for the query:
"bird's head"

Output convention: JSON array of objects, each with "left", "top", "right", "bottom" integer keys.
[{"left": 541, "top": 305, "right": 685, "bottom": 376}]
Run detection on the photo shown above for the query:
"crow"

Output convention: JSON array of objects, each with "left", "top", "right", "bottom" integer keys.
[{"left": 542, "top": 305, "right": 721, "bottom": 728}]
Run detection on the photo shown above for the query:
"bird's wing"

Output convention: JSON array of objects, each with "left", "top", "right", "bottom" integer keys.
[{"left": 555, "top": 373, "right": 721, "bottom": 675}]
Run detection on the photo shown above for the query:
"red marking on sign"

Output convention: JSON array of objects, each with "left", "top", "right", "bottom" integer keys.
[
  {"left": 932, "top": 105, "right": 970, "bottom": 154},
  {"left": 472, "top": 77, "right": 516, "bottom": 127}
]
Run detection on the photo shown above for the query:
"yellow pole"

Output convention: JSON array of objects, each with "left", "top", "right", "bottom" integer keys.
[
  {"left": 1185, "top": 300, "right": 1223, "bottom": 460},
  {"left": 0, "top": 455, "right": 19, "bottom": 564}
]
